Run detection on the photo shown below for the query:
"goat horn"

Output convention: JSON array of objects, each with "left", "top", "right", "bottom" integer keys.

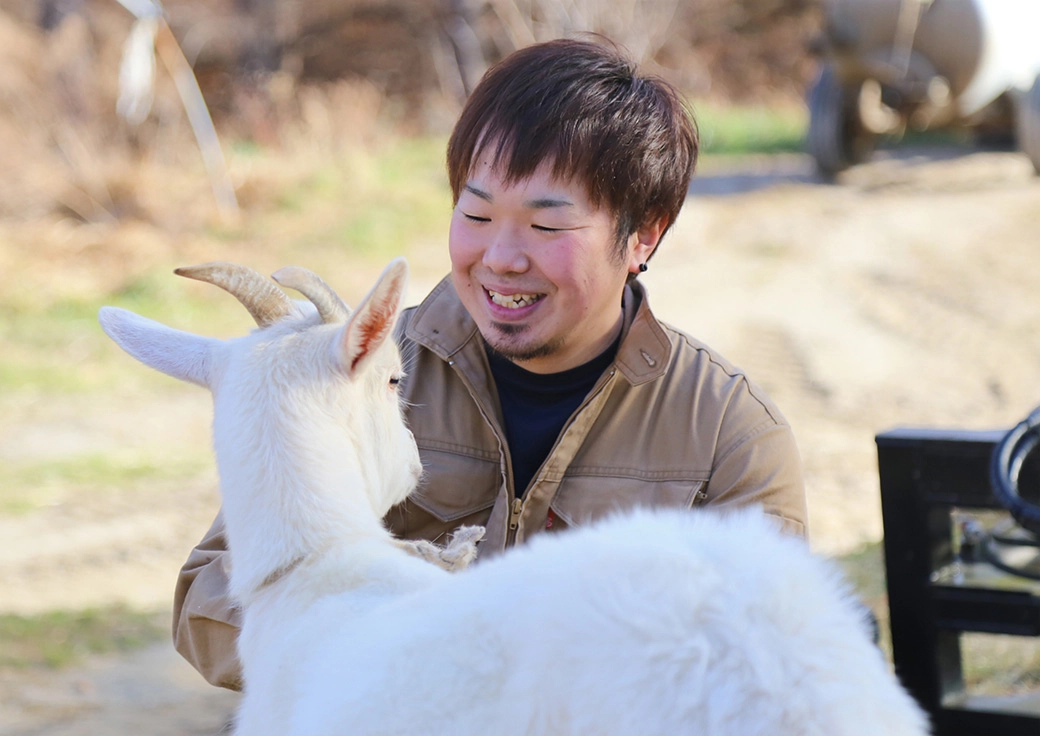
[
  {"left": 174, "top": 262, "right": 293, "bottom": 327},
  {"left": 271, "top": 266, "right": 350, "bottom": 324}
]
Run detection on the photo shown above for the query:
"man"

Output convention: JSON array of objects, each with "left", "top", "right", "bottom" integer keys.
[{"left": 173, "top": 38, "right": 808, "bottom": 689}]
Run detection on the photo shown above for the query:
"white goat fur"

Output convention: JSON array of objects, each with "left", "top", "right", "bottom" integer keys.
[{"left": 99, "top": 259, "right": 930, "bottom": 736}]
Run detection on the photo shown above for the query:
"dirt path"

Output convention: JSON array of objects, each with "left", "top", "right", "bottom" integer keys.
[
  {"left": 649, "top": 146, "right": 1040, "bottom": 552},
  {"left": 2, "top": 147, "right": 1039, "bottom": 734},
  {"left": 0, "top": 642, "right": 239, "bottom": 735}
]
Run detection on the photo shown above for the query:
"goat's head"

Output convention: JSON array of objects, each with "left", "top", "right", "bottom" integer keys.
[{"left": 98, "top": 258, "right": 422, "bottom": 519}]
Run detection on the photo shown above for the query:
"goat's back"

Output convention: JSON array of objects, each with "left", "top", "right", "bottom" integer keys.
[{"left": 267, "top": 508, "right": 927, "bottom": 736}]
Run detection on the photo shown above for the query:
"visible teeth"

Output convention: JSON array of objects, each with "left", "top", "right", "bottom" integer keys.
[{"left": 488, "top": 290, "right": 540, "bottom": 309}]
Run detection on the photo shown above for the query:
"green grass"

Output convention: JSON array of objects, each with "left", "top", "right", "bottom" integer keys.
[
  {"left": 837, "top": 540, "right": 889, "bottom": 603},
  {"left": 1, "top": 452, "right": 212, "bottom": 514},
  {"left": 688, "top": 101, "right": 987, "bottom": 159},
  {"left": 3, "top": 115, "right": 821, "bottom": 401},
  {"left": 836, "top": 541, "right": 1040, "bottom": 697},
  {"left": 689, "top": 103, "right": 983, "bottom": 160},
  {"left": 885, "top": 126, "right": 975, "bottom": 149},
  {"left": 693, "top": 102, "right": 809, "bottom": 156},
  {"left": 1, "top": 135, "right": 454, "bottom": 396},
  {"left": 0, "top": 606, "right": 167, "bottom": 669},
  {"left": 0, "top": 293, "right": 242, "bottom": 396},
  {"left": 234, "top": 136, "right": 453, "bottom": 267}
]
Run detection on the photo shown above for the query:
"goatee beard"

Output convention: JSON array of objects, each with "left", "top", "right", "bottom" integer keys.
[{"left": 484, "top": 325, "right": 562, "bottom": 364}]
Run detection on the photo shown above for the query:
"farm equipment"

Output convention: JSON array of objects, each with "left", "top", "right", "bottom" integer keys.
[
  {"left": 807, "top": 0, "right": 1040, "bottom": 175},
  {"left": 877, "top": 408, "right": 1040, "bottom": 735}
]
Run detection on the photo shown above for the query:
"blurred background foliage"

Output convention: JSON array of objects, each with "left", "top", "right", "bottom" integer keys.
[
  {"left": 0, "top": 0, "right": 821, "bottom": 399},
  {"left": 0, "top": 0, "right": 821, "bottom": 224}
]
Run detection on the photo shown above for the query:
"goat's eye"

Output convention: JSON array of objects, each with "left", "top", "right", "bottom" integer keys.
[{"left": 389, "top": 376, "right": 402, "bottom": 388}]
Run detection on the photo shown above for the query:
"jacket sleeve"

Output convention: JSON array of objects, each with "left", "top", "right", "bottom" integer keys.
[
  {"left": 706, "top": 418, "right": 809, "bottom": 539},
  {"left": 172, "top": 511, "right": 244, "bottom": 691}
]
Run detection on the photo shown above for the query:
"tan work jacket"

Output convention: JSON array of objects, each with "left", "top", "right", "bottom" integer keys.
[{"left": 173, "top": 277, "right": 808, "bottom": 690}]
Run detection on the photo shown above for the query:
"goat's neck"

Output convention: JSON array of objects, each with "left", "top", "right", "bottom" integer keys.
[{"left": 213, "top": 394, "right": 394, "bottom": 602}]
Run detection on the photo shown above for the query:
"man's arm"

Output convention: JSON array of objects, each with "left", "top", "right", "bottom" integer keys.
[
  {"left": 706, "top": 420, "right": 808, "bottom": 538},
  {"left": 172, "top": 512, "right": 244, "bottom": 690}
]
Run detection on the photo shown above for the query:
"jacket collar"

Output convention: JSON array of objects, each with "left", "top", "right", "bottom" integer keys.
[{"left": 405, "top": 276, "right": 671, "bottom": 385}]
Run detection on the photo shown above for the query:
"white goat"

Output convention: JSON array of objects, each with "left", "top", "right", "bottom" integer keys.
[{"left": 99, "top": 259, "right": 930, "bottom": 736}]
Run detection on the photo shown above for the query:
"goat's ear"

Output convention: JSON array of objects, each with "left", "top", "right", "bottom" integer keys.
[
  {"left": 99, "top": 307, "right": 217, "bottom": 388},
  {"left": 335, "top": 258, "right": 408, "bottom": 376}
]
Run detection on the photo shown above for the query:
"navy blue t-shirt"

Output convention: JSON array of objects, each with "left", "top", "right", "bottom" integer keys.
[{"left": 486, "top": 337, "right": 620, "bottom": 497}]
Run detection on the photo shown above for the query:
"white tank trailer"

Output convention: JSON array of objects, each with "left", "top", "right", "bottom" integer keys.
[{"left": 807, "top": 0, "right": 1040, "bottom": 175}]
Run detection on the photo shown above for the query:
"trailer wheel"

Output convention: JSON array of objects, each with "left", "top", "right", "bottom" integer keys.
[
  {"left": 1018, "top": 73, "right": 1040, "bottom": 175},
  {"left": 806, "top": 65, "right": 876, "bottom": 178}
]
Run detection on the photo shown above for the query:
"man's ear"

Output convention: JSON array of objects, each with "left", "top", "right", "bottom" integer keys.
[{"left": 626, "top": 217, "right": 668, "bottom": 275}]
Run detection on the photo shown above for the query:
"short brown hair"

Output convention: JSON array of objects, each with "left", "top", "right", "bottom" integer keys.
[{"left": 446, "top": 38, "right": 698, "bottom": 256}]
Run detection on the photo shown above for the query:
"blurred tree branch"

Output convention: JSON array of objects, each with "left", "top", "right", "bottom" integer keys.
[{"left": 482, "top": 0, "right": 681, "bottom": 63}]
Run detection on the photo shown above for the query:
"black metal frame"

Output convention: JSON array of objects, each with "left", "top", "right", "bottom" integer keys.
[{"left": 877, "top": 428, "right": 1040, "bottom": 735}]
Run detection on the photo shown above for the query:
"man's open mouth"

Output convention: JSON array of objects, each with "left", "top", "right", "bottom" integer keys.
[{"left": 486, "top": 289, "right": 543, "bottom": 309}]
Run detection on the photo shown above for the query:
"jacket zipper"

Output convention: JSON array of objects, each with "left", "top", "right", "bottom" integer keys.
[
  {"left": 505, "top": 368, "right": 618, "bottom": 546},
  {"left": 509, "top": 497, "right": 524, "bottom": 532},
  {"left": 448, "top": 357, "right": 616, "bottom": 548},
  {"left": 447, "top": 358, "right": 521, "bottom": 544}
]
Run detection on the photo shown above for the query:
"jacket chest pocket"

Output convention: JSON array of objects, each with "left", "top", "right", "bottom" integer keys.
[
  {"left": 397, "top": 446, "right": 500, "bottom": 542},
  {"left": 549, "top": 475, "right": 709, "bottom": 530}
]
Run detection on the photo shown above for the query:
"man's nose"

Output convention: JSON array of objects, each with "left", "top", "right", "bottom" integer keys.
[{"left": 482, "top": 224, "right": 530, "bottom": 274}]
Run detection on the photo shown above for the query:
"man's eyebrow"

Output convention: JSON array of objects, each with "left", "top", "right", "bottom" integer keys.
[
  {"left": 524, "top": 197, "right": 573, "bottom": 209},
  {"left": 463, "top": 184, "right": 492, "bottom": 202},
  {"left": 462, "top": 183, "right": 573, "bottom": 209}
]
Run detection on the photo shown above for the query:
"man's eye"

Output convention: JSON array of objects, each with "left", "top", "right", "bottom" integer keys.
[
  {"left": 463, "top": 213, "right": 490, "bottom": 223},
  {"left": 532, "top": 225, "right": 562, "bottom": 233}
]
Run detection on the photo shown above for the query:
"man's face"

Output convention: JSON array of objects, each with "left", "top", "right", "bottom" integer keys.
[{"left": 449, "top": 158, "right": 650, "bottom": 374}]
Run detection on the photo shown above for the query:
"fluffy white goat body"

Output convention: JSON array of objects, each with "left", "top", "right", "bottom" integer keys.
[{"left": 99, "top": 259, "right": 930, "bottom": 736}]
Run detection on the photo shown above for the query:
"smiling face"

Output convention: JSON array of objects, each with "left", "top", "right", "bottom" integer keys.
[{"left": 449, "top": 158, "right": 661, "bottom": 374}]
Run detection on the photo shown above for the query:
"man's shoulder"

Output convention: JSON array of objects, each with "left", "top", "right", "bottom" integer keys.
[
  {"left": 657, "top": 321, "right": 746, "bottom": 386},
  {"left": 651, "top": 319, "right": 790, "bottom": 429}
]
